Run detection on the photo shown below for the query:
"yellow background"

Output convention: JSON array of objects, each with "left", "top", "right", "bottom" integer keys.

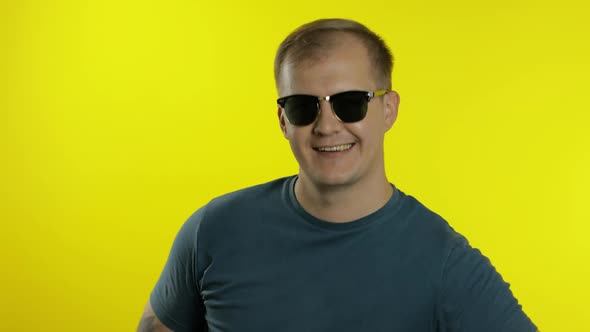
[{"left": 1, "top": 0, "right": 588, "bottom": 330}]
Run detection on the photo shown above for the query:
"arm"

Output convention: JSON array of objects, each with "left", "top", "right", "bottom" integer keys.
[
  {"left": 137, "top": 301, "right": 173, "bottom": 332},
  {"left": 440, "top": 238, "right": 538, "bottom": 331},
  {"left": 140, "top": 208, "right": 208, "bottom": 331}
]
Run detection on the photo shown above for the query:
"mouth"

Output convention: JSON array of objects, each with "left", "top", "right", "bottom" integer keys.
[{"left": 313, "top": 143, "right": 355, "bottom": 153}]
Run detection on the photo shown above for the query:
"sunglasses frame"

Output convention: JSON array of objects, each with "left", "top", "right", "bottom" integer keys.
[{"left": 277, "top": 89, "right": 389, "bottom": 126}]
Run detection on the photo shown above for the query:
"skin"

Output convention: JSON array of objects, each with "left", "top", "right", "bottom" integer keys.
[
  {"left": 136, "top": 301, "right": 172, "bottom": 332},
  {"left": 278, "top": 33, "right": 401, "bottom": 223}
]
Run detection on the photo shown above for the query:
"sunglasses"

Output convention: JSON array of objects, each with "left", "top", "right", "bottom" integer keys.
[{"left": 277, "top": 90, "right": 389, "bottom": 126}]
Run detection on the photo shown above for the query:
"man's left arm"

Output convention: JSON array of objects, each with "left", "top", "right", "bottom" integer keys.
[{"left": 439, "top": 238, "right": 538, "bottom": 332}]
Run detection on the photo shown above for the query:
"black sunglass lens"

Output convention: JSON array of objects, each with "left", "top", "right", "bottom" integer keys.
[
  {"left": 283, "top": 96, "right": 318, "bottom": 126},
  {"left": 331, "top": 91, "right": 368, "bottom": 123}
]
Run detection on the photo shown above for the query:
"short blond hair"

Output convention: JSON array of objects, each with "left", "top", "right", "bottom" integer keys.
[{"left": 274, "top": 18, "right": 394, "bottom": 89}]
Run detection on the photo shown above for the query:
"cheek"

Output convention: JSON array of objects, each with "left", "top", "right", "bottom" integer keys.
[
  {"left": 288, "top": 129, "right": 309, "bottom": 154},
  {"left": 349, "top": 121, "right": 375, "bottom": 142},
  {"left": 284, "top": 123, "right": 300, "bottom": 141},
  {"left": 365, "top": 110, "right": 387, "bottom": 138},
  {"left": 350, "top": 120, "right": 383, "bottom": 150}
]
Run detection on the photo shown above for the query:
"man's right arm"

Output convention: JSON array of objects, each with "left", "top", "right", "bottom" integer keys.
[
  {"left": 139, "top": 207, "right": 209, "bottom": 331},
  {"left": 136, "top": 301, "right": 173, "bottom": 332}
]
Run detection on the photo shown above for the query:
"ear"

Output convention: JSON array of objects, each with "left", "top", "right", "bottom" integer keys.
[
  {"left": 278, "top": 107, "right": 289, "bottom": 139},
  {"left": 383, "top": 90, "right": 400, "bottom": 132}
]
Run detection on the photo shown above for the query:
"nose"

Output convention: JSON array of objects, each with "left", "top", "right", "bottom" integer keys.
[{"left": 313, "top": 100, "right": 341, "bottom": 136}]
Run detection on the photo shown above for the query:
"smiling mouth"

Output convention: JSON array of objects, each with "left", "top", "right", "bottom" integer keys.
[{"left": 313, "top": 143, "right": 354, "bottom": 152}]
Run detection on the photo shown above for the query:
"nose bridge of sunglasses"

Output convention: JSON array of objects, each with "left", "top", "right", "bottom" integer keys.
[
  {"left": 318, "top": 95, "right": 331, "bottom": 107},
  {"left": 316, "top": 97, "right": 342, "bottom": 123}
]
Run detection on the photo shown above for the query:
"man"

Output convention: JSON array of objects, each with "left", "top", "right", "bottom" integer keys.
[{"left": 137, "top": 18, "right": 538, "bottom": 332}]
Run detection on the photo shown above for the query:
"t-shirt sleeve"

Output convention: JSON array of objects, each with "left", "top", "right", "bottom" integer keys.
[
  {"left": 149, "top": 207, "right": 208, "bottom": 332},
  {"left": 438, "top": 238, "right": 538, "bottom": 332}
]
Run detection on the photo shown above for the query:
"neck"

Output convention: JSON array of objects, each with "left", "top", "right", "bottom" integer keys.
[{"left": 294, "top": 172, "right": 393, "bottom": 223}]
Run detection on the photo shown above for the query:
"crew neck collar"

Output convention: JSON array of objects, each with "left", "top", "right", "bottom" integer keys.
[{"left": 283, "top": 175, "right": 404, "bottom": 231}]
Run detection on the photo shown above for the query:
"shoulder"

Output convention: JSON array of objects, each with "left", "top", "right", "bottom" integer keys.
[
  {"left": 205, "top": 176, "right": 290, "bottom": 214},
  {"left": 393, "top": 191, "right": 469, "bottom": 282},
  {"left": 399, "top": 192, "right": 466, "bottom": 251},
  {"left": 186, "top": 176, "right": 292, "bottom": 233}
]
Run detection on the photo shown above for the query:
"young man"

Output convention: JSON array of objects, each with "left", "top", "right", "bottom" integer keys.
[{"left": 137, "top": 18, "right": 538, "bottom": 332}]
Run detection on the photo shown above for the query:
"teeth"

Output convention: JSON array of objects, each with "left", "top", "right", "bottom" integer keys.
[{"left": 317, "top": 144, "right": 353, "bottom": 152}]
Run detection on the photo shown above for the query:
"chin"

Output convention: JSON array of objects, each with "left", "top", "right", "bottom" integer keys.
[{"left": 307, "top": 172, "right": 358, "bottom": 188}]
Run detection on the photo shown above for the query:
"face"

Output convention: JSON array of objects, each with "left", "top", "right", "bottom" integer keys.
[{"left": 277, "top": 35, "right": 400, "bottom": 189}]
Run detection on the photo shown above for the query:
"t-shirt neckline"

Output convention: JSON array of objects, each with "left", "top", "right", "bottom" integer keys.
[{"left": 284, "top": 175, "right": 404, "bottom": 231}]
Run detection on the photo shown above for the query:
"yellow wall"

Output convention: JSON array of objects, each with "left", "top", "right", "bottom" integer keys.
[{"left": 1, "top": 0, "right": 588, "bottom": 330}]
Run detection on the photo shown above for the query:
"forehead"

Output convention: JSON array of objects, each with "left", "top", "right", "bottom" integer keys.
[{"left": 278, "top": 35, "right": 377, "bottom": 96}]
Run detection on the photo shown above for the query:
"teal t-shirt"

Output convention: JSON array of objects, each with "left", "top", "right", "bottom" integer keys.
[{"left": 150, "top": 176, "right": 536, "bottom": 331}]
